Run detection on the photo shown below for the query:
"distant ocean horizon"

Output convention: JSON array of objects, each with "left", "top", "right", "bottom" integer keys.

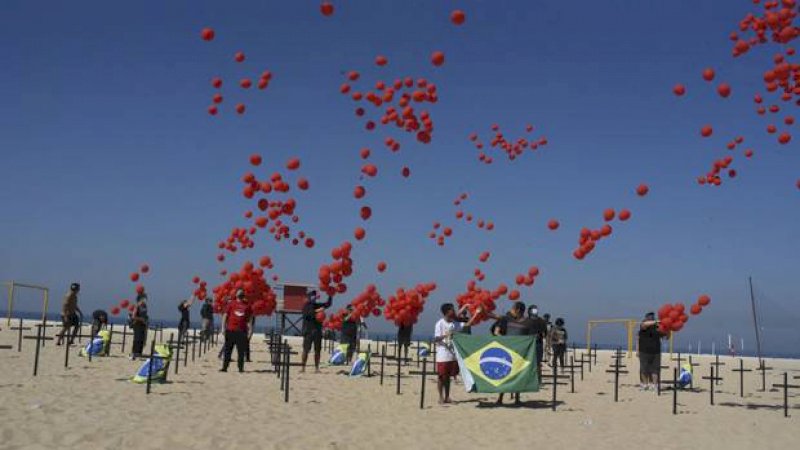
[{"left": 4, "top": 310, "right": 798, "bottom": 359}]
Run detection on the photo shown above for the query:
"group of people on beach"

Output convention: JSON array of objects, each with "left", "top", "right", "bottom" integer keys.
[
  {"left": 54, "top": 282, "right": 665, "bottom": 399},
  {"left": 432, "top": 300, "right": 569, "bottom": 405}
]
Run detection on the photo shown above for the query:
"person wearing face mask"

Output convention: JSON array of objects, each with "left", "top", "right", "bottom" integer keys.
[
  {"left": 219, "top": 289, "right": 254, "bottom": 373},
  {"left": 527, "top": 305, "right": 548, "bottom": 382}
]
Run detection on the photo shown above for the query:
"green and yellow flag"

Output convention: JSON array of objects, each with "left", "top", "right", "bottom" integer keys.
[{"left": 452, "top": 335, "right": 539, "bottom": 393}]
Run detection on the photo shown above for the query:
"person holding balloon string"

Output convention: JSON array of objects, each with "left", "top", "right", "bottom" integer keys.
[
  {"left": 130, "top": 293, "right": 149, "bottom": 360},
  {"left": 300, "top": 290, "right": 333, "bottom": 373},
  {"left": 200, "top": 297, "right": 215, "bottom": 343},
  {"left": 638, "top": 312, "right": 667, "bottom": 391},
  {"left": 219, "top": 289, "right": 254, "bottom": 373},
  {"left": 177, "top": 295, "right": 196, "bottom": 343},
  {"left": 341, "top": 305, "right": 367, "bottom": 365}
]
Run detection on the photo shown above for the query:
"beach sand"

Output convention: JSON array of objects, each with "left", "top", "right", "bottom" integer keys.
[{"left": 0, "top": 320, "right": 797, "bottom": 450}]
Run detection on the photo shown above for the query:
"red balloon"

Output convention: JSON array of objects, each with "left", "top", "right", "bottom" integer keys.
[
  {"left": 717, "top": 82, "right": 731, "bottom": 98},
  {"left": 234, "top": 51, "right": 245, "bottom": 63},
  {"left": 286, "top": 157, "right": 301, "bottom": 170},
  {"left": 211, "top": 77, "right": 222, "bottom": 89},
  {"left": 431, "top": 51, "right": 445, "bottom": 67},
  {"left": 354, "top": 227, "right": 366, "bottom": 240},
  {"left": 320, "top": 2, "right": 334, "bottom": 16},
  {"left": 250, "top": 154, "right": 262, "bottom": 166},
  {"left": 672, "top": 84, "right": 686, "bottom": 96},
  {"left": 235, "top": 103, "right": 246, "bottom": 115},
  {"left": 297, "top": 178, "right": 310, "bottom": 190},
  {"left": 361, "top": 163, "right": 378, "bottom": 177},
  {"left": 479, "top": 251, "right": 490, "bottom": 263},
  {"left": 240, "top": 78, "right": 252, "bottom": 89},
  {"left": 690, "top": 304, "right": 702, "bottom": 315},
  {"left": 700, "top": 125, "right": 713, "bottom": 137},
  {"left": 702, "top": 67, "right": 715, "bottom": 82},
  {"left": 547, "top": 219, "right": 559, "bottom": 230},
  {"left": 111, "top": 307, "right": 121, "bottom": 316},
  {"left": 377, "top": 261, "right": 387, "bottom": 273},
  {"left": 208, "top": 105, "right": 218, "bottom": 116},
  {"left": 120, "top": 299, "right": 130, "bottom": 308},
  {"left": 450, "top": 10, "right": 466, "bottom": 25},
  {"left": 603, "top": 208, "right": 615, "bottom": 222},
  {"left": 375, "top": 55, "right": 388, "bottom": 66},
  {"left": 401, "top": 166, "right": 411, "bottom": 178},
  {"left": 200, "top": 28, "right": 215, "bottom": 41},
  {"left": 636, "top": 184, "right": 649, "bottom": 197},
  {"left": 778, "top": 132, "right": 791, "bottom": 145},
  {"left": 360, "top": 206, "right": 372, "bottom": 220},
  {"left": 305, "top": 238, "right": 315, "bottom": 248},
  {"left": 697, "top": 294, "right": 711, "bottom": 306},
  {"left": 130, "top": 272, "right": 140, "bottom": 282},
  {"left": 360, "top": 148, "right": 371, "bottom": 159},
  {"left": 135, "top": 285, "right": 145, "bottom": 295},
  {"left": 354, "top": 185, "right": 366, "bottom": 199},
  {"left": 140, "top": 264, "right": 149, "bottom": 273},
  {"left": 212, "top": 93, "right": 223, "bottom": 104},
  {"left": 618, "top": 209, "right": 631, "bottom": 221},
  {"left": 508, "top": 290, "right": 520, "bottom": 301}
]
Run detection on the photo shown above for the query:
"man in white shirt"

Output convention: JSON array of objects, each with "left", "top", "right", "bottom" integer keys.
[{"left": 434, "top": 303, "right": 462, "bottom": 404}]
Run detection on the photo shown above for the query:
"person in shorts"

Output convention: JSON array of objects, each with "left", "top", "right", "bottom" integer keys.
[
  {"left": 397, "top": 323, "right": 413, "bottom": 363},
  {"left": 638, "top": 312, "right": 666, "bottom": 390},
  {"left": 57, "top": 283, "right": 83, "bottom": 346},
  {"left": 300, "top": 290, "right": 332, "bottom": 373},
  {"left": 434, "top": 303, "right": 462, "bottom": 405}
]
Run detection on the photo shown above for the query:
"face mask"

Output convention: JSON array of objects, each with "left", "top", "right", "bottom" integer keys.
[{"left": 530, "top": 308, "right": 538, "bottom": 316}]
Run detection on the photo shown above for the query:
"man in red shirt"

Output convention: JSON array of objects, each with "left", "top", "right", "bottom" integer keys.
[{"left": 220, "top": 289, "right": 254, "bottom": 373}]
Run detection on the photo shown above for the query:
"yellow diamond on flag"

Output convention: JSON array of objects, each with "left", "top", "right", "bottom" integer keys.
[{"left": 463, "top": 341, "right": 530, "bottom": 387}]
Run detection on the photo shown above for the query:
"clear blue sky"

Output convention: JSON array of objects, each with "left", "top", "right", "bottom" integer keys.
[{"left": 1, "top": 1, "right": 797, "bottom": 354}]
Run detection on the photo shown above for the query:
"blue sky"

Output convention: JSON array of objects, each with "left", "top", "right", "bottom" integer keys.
[{"left": 1, "top": 1, "right": 798, "bottom": 354}]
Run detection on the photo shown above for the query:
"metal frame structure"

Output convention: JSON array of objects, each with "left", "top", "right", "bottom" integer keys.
[
  {"left": 586, "top": 318, "right": 674, "bottom": 357},
  {"left": 5, "top": 281, "right": 50, "bottom": 325}
]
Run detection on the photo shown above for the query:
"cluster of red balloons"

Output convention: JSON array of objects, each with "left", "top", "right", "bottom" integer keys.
[
  {"left": 234, "top": 155, "right": 314, "bottom": 252},
  {"left": 656, "top": 294, "right": 712, "bottom": 334},
  {"left": 468, "top": 123, "right": 549, "bottom": 164},
  {"left": 383, "top": 283, "right": 437, "bottom": 327},
  {"left": 456, "top": 280, "right": 523, "bottom": 325},
  {"left": 318, "top": 241, "right": 354, "bottom": 296},
  {"left": 199, "top": 27, "right": 273, "bottom": 116},
  {"left": 324, "top": 284, "right": 385, "bottom": 330},
  {"left": 339, "top": 67, "right": 439, "bottom": 146},
  {"left": 211, "top": 261, "right": 277, "bottom": 315},
  {"left": 572, "top": 207, "right": 633, "bottom": 260},
  {"left": 191, "top": 276, "right": 209, "bottom": 301}
]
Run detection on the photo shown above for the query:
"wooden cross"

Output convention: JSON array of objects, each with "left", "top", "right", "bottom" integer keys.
[
  {"left": 656, "top": 363, "right": 670, "bottom": 396},
  {"left": 575, "top": 353, "right": 590, "bottom": 380},
  {"left": 772, "top": 373, "right": 800, "bottom": 418},
  {"left": 700, "top": 367, "right": 724, "bottom": 405},
  {"left": 561, "top": 356, "right": 581, "bottom": 393},
  {"left": 658, "top": 368, "right": 682, "bottom": 415},
  {"left": 671, "top": 352, "right": 686, "bottom": 366},
  {"left": 540, "top": 356, "right": 570, "bottom": 411},
  {"left": 686, "top": 355, "right": 700, "bottom": 389},
  {"left": 26, "top": 324, "right": 54, "bottom": 376},
  {"left": 730, "top": 358, "right": 752, "bottom": 398},
  {"left": 604, "top": 348, "right": 629, "bottom": 402},
  {"left": 10, "top": 318, "right": 31, "bottom": 352},
  {"left": 408, "top": 358, "right": 437, "bottom": 410},
  {"left": 709, "top": 354, "right": 726, "bottom": 386},
  {"left": 756, "top": 360, "right": 773, "bottom": 392}
]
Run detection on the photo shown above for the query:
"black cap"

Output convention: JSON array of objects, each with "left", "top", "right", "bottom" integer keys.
[
  {"left": 645, "top": 312, "right": 655, "bottom": 319},
  {"left": 70, "top": 283, "right": 80, "bottom": 292}
]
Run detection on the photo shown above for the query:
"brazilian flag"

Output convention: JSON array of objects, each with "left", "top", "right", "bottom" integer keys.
[{"left": 452, "top": 335, "right": 539, "bottom": 393}]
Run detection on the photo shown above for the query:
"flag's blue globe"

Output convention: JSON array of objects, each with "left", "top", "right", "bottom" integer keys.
[{"left": 479, "top": 347, "right": 513, "bottom": 380}]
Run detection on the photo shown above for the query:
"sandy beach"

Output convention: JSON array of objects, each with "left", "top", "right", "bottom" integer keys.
[{"left": 0, "top": 320, "right": 797, "bottom": 450}]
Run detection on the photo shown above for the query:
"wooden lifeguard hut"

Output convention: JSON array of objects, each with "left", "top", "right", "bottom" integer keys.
[{"left": 273, "top": 282, "right": 318, "bottom": 336}]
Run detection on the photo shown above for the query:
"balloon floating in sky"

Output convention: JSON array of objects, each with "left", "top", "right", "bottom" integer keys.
[
  {"left": 450, "top": 10, "right": 466, "bottom": 26},
  {"left": 320, "top": 2, "right": 334, "bottom": 17},
  {"left": 200, "top": 28, "right": 215, "bottom": 41}
]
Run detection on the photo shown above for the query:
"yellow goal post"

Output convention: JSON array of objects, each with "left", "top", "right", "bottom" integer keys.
[
  {"left": 586, "top": 318, "right": 675, "bottom": 358},
  {"left": 4, "top": 281, "right": 50, "bottom": 326}
]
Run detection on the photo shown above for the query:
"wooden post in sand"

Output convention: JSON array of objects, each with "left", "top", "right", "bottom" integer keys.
[
  {"left": 380, "top": 344, "right": 386, "bottom": 385},
  {"left": 174, "top": 331, "right": 182, "bottom": 375},
  {"left": 183, "top": 332, "right": 189, "bottom": 367},
  {"left": 731, "top": 359, "right": 752, "bottom": 398},
  {"left": 709, "top": 354, "right": 725, "bottom": 386},
  {"left": 33, "top": 325, "right": 43, "bottom": 376},
  {"left": 701, "top": 367, "right": 723, "bottom": 405},
  {"left": 772, "top": 373, "right": 799, "bottom": 418},
  {"left": 605, "top": 348, "right": 628, "bottom": 402},
  {"left": 367, "top": 343, "right": 372, "bottom": 377},
  {"left": 396, "top": 349, "right": 402, "bottom": 395},
  {"left": 756, "top": 360, "right": 773, "bottom": 392},
  {"left": 420, "top": 358, "right": 427, "bottom": 409},
  {"left": 13, "top": 318, "right": 30, "bottom": 352},
  {"left": 146, "top": 339, "right": 156, "bottom": 395},
  {"left": 283, "top": 340, "right": 290, "bottom": 403},
  {"left": 121, "top": 323, "right": 128, "bottom": 353},
  {"left": 64, "top": 336, "right": 71, "bottom": 369},
  {"left": 191, "top": 329, "right": 197, "bottom": 363}
]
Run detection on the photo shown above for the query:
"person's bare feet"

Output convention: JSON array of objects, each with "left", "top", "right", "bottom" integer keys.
[
  {"left": 444, "top": 398, "right": 453, "bottom": 404},
  {"left": 299, "top": 368, "right": 306, "bottom": 373},
  {"left": 438, "top": 398, "right": 445, "bottom": 405},
  {"left": 314, "top": 368, "right": 321, "bottom": 374}
]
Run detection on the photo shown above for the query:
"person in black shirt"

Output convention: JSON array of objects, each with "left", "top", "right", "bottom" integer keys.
[
  {"left": 90, "top": 309, "right": 108, "bottom": 338},
  {"left": 200, "top": 298, "right": 214, "bottom": 342},
  {"left": 177, "top": 296, "right": 195, "bottom": 342},
  {"left": 300, "top": 290, "right": 333, "bottom": 373},
  {"left": 130, "top": 294, "right": 149, "bottom": 359},
  {"left": 397, "top": 323, "right": 413, "bottom": 363},
  {"left": 341, "top": 305, "right": 360, "bottom": 364},
  {"left": 638, "top": 312, "right": 666, "bottom": 390}
]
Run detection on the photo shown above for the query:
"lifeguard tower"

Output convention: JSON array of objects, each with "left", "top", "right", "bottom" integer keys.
[{"left": 274, "top": 282, "right": 317, "bottom": 336}]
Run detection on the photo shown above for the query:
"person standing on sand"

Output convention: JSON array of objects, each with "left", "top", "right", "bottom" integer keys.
[
  {"left": 341, "top": 305, "right": 360, "bottom": 364},
  {"left": 219, "top": 289, "right": 253, "bottom": 373},
  {"left": 527, "top": 305, "right": 548, "bottom": 381},
  {"left": 177, "top": 296, "right": 195, "bottom": 342},
  {"left": 130, "top": 293, "right": 149, "bottom": 359},
  {"left": 300, "top": 290, "right": 333, "bottom": 373},
  {"left": 434, "top": 303, "right": 462, "bottom": 405},
  {"left": 57, "top": 283, "right": 83, "bottom": 346},
  {"left": 200, "top": 297, "right": 214, "bottom": 342},
  {"left": 397, "top": 322, "right": 413, "bottom": 363},
  {"left": 638, "top": 312, "right": 666, "bottom": 390},
  {"left": 549, "top": 318, "right": 568, "bottom": 369},
  {"left": 488, "top": 301, "right": 535, "bottom": 405}
]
